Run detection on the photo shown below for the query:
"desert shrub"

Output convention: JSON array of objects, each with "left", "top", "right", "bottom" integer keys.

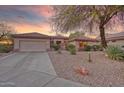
[
  {"left": 83, "top": 45, "right": 91, "bottom": 51},
  {"left": 91, "top": 45, "right": 103, "bottom": 51},
  {"left": 122, "top": 45, "right": 124, "bottom": 48},
  {"left": 0, "top": 44, "right": 13, "bottom": 53},
  {"left": 51, "top": 43, "right": 60, "bottom": 51},
  {"left": 105, "top": 46, "right": 124, "bottom": 61},
  {"left": 70, "top": 47, "right": 76, "bottom": 55},
  {"left": 67, "top": 44, "right": 75, "bottom": 50},
  {"left": 81, "top": 45, "right": 102, "bottom": 51},
  {"left": 67, "top": 44, "right": 76, "bottom": 55}
]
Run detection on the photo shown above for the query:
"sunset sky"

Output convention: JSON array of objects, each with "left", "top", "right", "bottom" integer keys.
[
  {"left": 0, "top": 5, "right": 56, "bottom": 35},
  {"left": 0, "top": 5, "right": 124, "bottom": 37}
]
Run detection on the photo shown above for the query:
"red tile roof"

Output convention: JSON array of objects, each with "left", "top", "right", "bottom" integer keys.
[{"left": 50, "top": 35, "right": 69, "bottom": 40}]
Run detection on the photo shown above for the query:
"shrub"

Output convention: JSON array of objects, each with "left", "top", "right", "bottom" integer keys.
[
  {"left": 83, "top": 45, "right": 91, "bottom": 51},
  {"left": 51, "top": 43, "right": 60, "bottom": 51},
  {"left": 0, "top": 44, "right": 13, "bottom": 53},
  {"left": 105, "top": 46, "right": 124, "bottom": 61},
  {"left": 81, "top": 45, "right": 102, "bottom": 51},
  {"left": 91, "top": 45, "right": 103, "bottom": 51},
  {"left": 67, "top": 44, "right": 75, "bottom": 50},
  {"left": 122, "top": 45, "right": 124, "bottom": 48},
  {"left": 67, "top": 44, "right": 76, "bottom": 55},
  {"left": 70, "top": 48, "right": 76, "bottom": 55}
]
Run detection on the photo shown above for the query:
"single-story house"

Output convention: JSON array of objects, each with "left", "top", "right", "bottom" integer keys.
[
  {"left": 12, "top": 32, "right": 69, "bottom": 52},
  {"left": 71, "top": 31, "right": 124, "bottom": 50},
  {"left": 105, "top": 32, "right": 124, "bottom": 47},
  {"left": 95, "top": 32, "right": 124, "bottom": 49},
  {"left": 13, "top": 32, "right": 124, "bottom": 52}
]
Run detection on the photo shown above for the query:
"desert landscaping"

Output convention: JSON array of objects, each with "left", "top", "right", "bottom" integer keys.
[
  {"left": 49, "top": 51, "right": 124, "bottom": 87},
  {"left": 0, "top": 5, "right": 124, "bottom": 87}
]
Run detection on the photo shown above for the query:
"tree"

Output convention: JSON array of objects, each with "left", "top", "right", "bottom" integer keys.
[
  {"left": 69, "top": 31, "right": 85, "bottom": 39},
  {"left": 0, "top": 22, "right": 16, "bottom": 41},
  {"left": 52, "top": 5, "right": 124, "bottom": 48}
]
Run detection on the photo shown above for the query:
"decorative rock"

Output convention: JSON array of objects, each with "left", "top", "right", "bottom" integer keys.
[{"left": 74, "top": 66, "right": 89, "bottom": 76}]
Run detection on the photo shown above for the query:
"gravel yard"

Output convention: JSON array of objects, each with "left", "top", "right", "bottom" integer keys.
[{"left": 48, "top": 51, "right": 124, "bottom": 87}]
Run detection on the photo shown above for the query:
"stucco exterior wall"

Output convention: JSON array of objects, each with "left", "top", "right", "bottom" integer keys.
[
  {"left": 51, "top": 39, "right": 68, "bottom": 49},
  {"left": 52, "top": 39, "right": 67, "bottom": 43},
  {"left": 70, "top": 41, "right": 100, "bottom": 51}
]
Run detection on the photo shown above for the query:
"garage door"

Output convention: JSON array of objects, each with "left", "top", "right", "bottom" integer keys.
[{"left": 19, "top": 40, "right": 47, "bottom": 52}]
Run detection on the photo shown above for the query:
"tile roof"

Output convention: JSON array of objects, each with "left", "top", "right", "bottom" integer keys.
[
  {"left": 12, "top": 32, "right": 69, "bottom": 39},
  {"left": 96, "top": 32, "right": 124, "bottom": 41},
  {"left": 70, "top": 36, "right": 98, "bottom": 42},
  {"left": 12, "top": 32, "right": 50, "bottom": 39}
]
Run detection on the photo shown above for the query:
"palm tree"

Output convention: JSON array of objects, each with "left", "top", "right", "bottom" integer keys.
[{"left": 52, "top": 5, "right": 124, "bottom": 49}]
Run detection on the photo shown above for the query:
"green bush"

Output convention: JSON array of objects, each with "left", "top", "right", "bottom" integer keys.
[
  {"left": 79, "top": 45, "right": 103, "bottom": 51},
  {"left": 91, "top": 45, "right": 103, "bottom": 51},
  {"left": 70, "top": 48, "right": 76, "bottom": 55},
  {"left": 105, "top": 46, "right": 124, "bottom": 61},
  {"left": 0, "top": 44, "right": 13, "bottom": 53},
  {"left": 51, "top": 43, "right": 60, "bottom": 51},
  {"left": 67, "top": 44, "right": 76, "bottom": 55},
  {"left": 67, "top": 44, "right": 75, "bottom": 50},
  {"left": 83, "top": 45, "right": 91, "bottom": 51}
]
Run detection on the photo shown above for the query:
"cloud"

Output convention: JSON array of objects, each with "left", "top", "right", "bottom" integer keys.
[{"left": 0, "top": 5, "right": 54, "bottom": 35}]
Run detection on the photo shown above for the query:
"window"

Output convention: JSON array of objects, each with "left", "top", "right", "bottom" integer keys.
[{"left": 79, "top": 41, "right": 84, "bottom": 47}]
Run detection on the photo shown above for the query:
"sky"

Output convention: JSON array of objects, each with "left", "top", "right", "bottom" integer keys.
[
  {"left": 0, "top": 5, "right": 56, "bottom": 35},
  {"left": 0, "top": 5, "right": 124, "bottom": 37}
]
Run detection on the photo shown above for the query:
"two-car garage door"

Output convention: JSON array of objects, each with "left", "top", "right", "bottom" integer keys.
[{"left": 19, "top": 40, "right": 47, "bottom": 52}]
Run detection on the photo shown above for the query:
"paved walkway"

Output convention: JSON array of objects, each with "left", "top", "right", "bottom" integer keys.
[{"left": 0, "top": 52, "right": 87, "bottom": 87}]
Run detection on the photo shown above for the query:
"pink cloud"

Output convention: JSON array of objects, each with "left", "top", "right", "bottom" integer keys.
[
  {"left": 35, "top": 6, "right": 53, "bottom": 17},
  {"left": 19, "top": 5, "right": 54, "bottom": 17}
]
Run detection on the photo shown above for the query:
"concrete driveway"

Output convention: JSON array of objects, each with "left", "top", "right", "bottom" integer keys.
[{"left": 0, "top": 52, "right": 87, "bottom": 87}]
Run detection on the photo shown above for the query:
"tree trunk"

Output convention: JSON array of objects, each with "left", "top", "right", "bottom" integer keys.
[{"left": 99, "top": 25, "right": 107, "bottom": 49}]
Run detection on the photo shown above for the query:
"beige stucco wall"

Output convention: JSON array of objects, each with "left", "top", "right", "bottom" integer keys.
[
  {"left": 13, "top": 38, "right": 50, "bottom": 51},
  {"left": 70, "top": 41, "right": 100, "bottom": 50},
  {"left": 52, "top": 39, "right": 67, "bottom": 44},
  {"left": 52, "top": 39, "right": 68, "bottom": 49}
]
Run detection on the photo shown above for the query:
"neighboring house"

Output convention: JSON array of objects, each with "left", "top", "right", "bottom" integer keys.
[
  {"left": 96, "top": 32, "right": 124, "bottom": 49},
  {"left": 69, "top": 36, "right": 99, "bottom": 50},
  {"left": 105, "top": 32, "right": 124, "bottom": 48},
  {"left": 12, "top": 32, "right": 69, "bottom": 52}
]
